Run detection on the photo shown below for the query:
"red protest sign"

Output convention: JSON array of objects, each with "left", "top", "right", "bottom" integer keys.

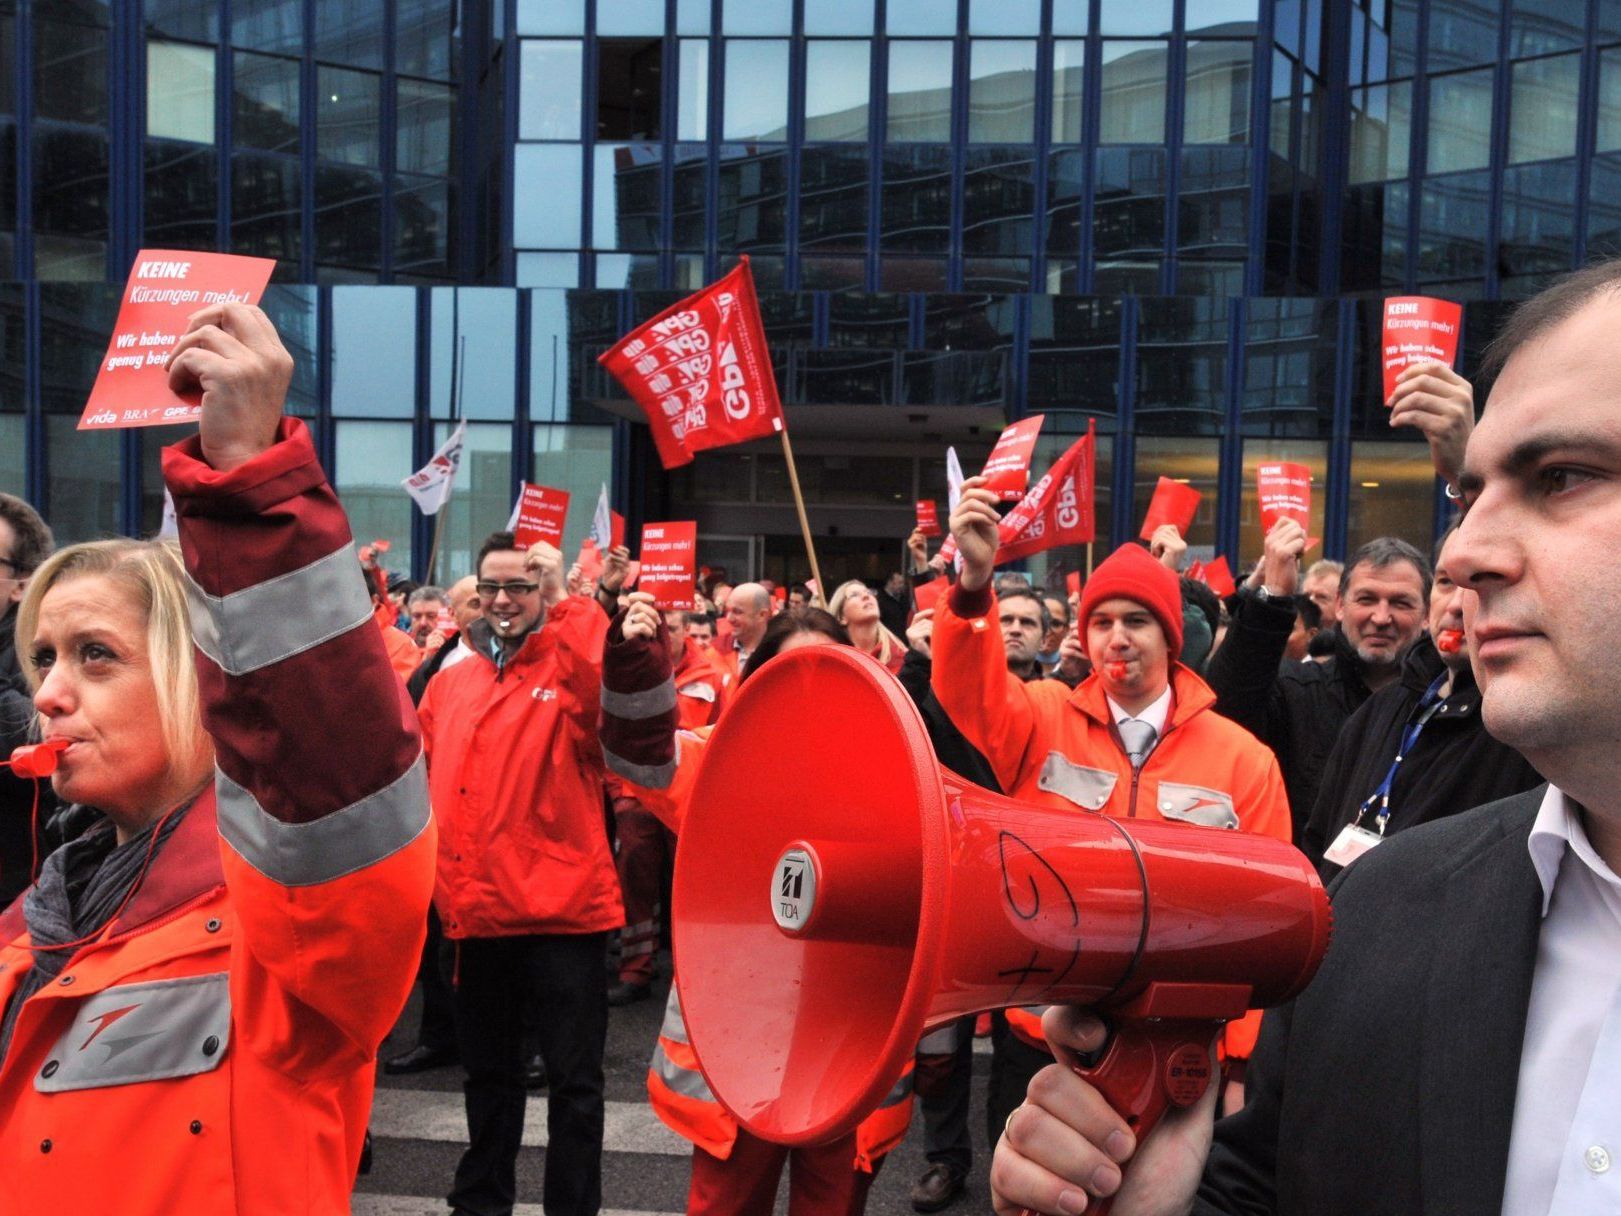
[
  {"left": 639, "top": 521, "right": 697, "bottom": 610},
  {"left": 1202, "top": 556, "right": 1237, "bottom": 598},
  {"left": 512, "top": 483, "right": 571, "bottom": 550},
  {"left": 1257, "top": 462, "right": 1311, "bottom": 533},
  {"left": 995, "top": 424, "right": 1097, "bottom": 564},
  {"left": 1140, "top": 477, "right": 1202, "bottom": 540},
  {"left": 80, "top": 250, "right": 277, "bottom": 430},
  {"left": 980, "top": 415, "right": 1046, "bottom": 502},
  {"left": 916, "top": 500, "right": 941, "bottom": 538},
  {"left": 610, "top": 510, "right": 626, "bottom": 550},
  {"left": 1065, "top": 571, "right": 1081, "bottom": 597},
  {"left": 598, "top": 257, "right": 785, "bottom": 469},
  {"left": 1382, "top": 296, "right": 1462, "bottom": 401},
  {"left": 913, "top": 577, "right": 950, "bottom": 614}
]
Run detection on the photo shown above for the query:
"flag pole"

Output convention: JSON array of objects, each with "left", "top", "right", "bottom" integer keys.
[
  {"left": 1086, "top": 541, "right": 1094, "bottom": 578},
  {"left": 778, "top": 429, "right": 825, "bottom": 604},
  {"left": 425, "top": 330, "right": 468, "bottom": 584}
]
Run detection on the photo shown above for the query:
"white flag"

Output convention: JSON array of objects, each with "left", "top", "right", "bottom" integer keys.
[
  {"left": 946, "top": 446, "right": 964, "bottom": 513},
  {"left": 403, "top": 421, "right": 467, "bottom": 515},
  {"left": 158, "top": 489, "right": 179, "bottom": 541},
  {"left": 505, "top": 491, "right": 522, "bottom": 532},
  {"left": 590, "top": 484, "right": 612, "bottom": 551}
]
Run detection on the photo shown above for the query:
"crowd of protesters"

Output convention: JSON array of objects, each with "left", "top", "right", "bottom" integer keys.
[{"left": 1, "top": 266, "right": 1614, "bottom": 1216}]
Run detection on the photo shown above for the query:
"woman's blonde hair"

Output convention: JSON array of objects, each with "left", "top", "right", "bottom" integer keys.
[
  {"left": 15, "top": 539, "right": 214, "bottom": 786},
  {"left": 826, "top": 578, "right": 899, "bottom": 667}
]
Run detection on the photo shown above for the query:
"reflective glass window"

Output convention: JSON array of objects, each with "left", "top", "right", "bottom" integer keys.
[
  {"left": 1426, "top": 0, "right": 1497, "bottom": 73},
  {"left": 593, "top": 143, "right": 661, "bottom": 250},
  {"left": 598, "top": 0, "right": 665, "bottom": 35},
  {"left": 1178, "top": 145, "right": 1248, "bottom": 263},
  {"left": 1044, "top": 149, "right": 1086, "bottom": 257},
  {"left": 317, "top": 66, "right": 381, "bottom": 167},
  {"left": 722, "top": 0, "right": 790, "bottom": 35},
  {"left": 46, "top": 416, "right": 119, "bottom": 543},
  {"left": 1132, "top": 438, "right": 1218, "bottom": 550},
  {"left": 430, "top": 290, "right": 517, "bottom": 420},
  {"left": 801, "top": 146, "right": 870, "bottom": 251},
  {"left": 34, "top": 129, "right": 109, "bottom": 281},
  {"left": 148, "top": 0, "right": 218, "bottom": 43},
  {"left": 887, "top": 0, "right": 957, "bottom": 35},
  {"left": 1416, "top": 169, "right": 1489, "bottom": 284},
  {"left": 969, "top": 41, "right": 1037, "bottom": 144},
  {"left": 145, "top": 141, "right": 218, "bottom": 249},
  {"left": 1053, "top": 0, "right": 1089, "bottom": 34},
  {"left": 670, "top": 144, "right": 708, "bottom": 248},
  {"left": 234, "top": 51, "right": 300, "bottom": 154},
  {"left": 1183, "top": 41, "right": 1251, "bottom": 144},
  {"left": 534, "top": 426, "right": 614, "bottom": 557},
  {"left": 715, "top": 147, "right": 788, "bottom": 250},
  {"left": 1026, "top": 297, "right": 1122, "bottom": 410},
  {"left": 888, "top": 41, "right": 954, "bottom": 142},
  {"left": 147, "top": 42, "right": 215, "bottom": 144},
  {"left": 398, "top": 79, "right": 455, "bottom": 176},
  {"left": 517, "top": 252, "right": 580, "bottom": 286},
  {"left": 880, "top": 146, "right": 952, "bottom": 252},
  {"left": 335, "top": 422, "right": 414, "bottom": 570},
  {"left": 516, "top": 1, "right": 584, "bottom": 34},
  {"left": 314, "top": 0, "right": 385, "bottom": 69},
  {"left": 314, "top": 165, "right": 382, "bottom": 271},
  {"left": 676, "top": 0, "right": 711, "bottom": 34},
  {"left": 678, "top": 40, "right": 709, "bottom": 141},
  {"left": 233, "top": 0, "right": 302, "bottom": 54},
  {"left": 598, "top": 37, "right": 662, "bottom": 140},
  {"left": 1185, "top": 1, "right": 1259, "bottom": 36},
  {"left": 35, "top": 16, "right": 107, "bottom": 126},
  {"left": 804, "top": 0, "right": 874, "bottom": 35},
  {"left": 1099, "top": 0, "right": 1173, "bottom": 36},
  {"left": 0, "top": 416, "right": 22, "bottom": 499},
  {"left": 1348, "top": 441, "right": 1435, "bottom": 554},
  {"left": 962, "top": 148, "right": 1036, "bottom": 255},
  {"left": 1241, "top": 298, "right": 1336, "bottom": 439},
  {"left": 1508, "top": 53, "right": 1579, "bottom": 165},
  {"left": 970, "top": 0, "right": 1039, "bottom": 34},
  {"left": 1238, "top": 441, "right": 1327, "bottom": 560},
  {"left": 1339, "top": 180, "right": 1409, "bottom": 291},
  {"left": 331, "top": 287, "right": 416, "bottom": 417},
  {"left": 1425, "top": 68, "right": 1493, "bottom": 176},
  {"left": 1052, "top": 40, "right": 1086, "bottom": 145},
  {"left": 1600, "top": 48, "right": 1621, "bottom": 156},
  {"left": 396, "top": 174, "right": 454, "bottom": 278},
  {"left": 1135, "top": 297, "right": 1228, "bottom": 434},
  {"left": 1093, "top": 146, "right": 1164, "bottom": 260},
  {"left": 514, "top": 145, "right": 584, "bottom": 247},
  {"left": 40, "top": 284, "right": 119, "bottom": 414},
  {"left": 520, "top": 41, "right": 583, "bottom": 140},
  {"left": 1499, "top": 160, "right": 1575, "bottom": 287},
  {"left": 260, "top": 285, "right": 319, "bottom": 415},
  {"left": 1348, "top": 81, "right": 1411, "bottom": 185},
  {"left": 397, "top": 0, "right": 457, "bottom": 79},
  {"left": 232, "top": 153, "right": 302, "bottom": 265},
  {"left": 724, "top": 40, "right": 789, "bottom": 140},
  {"left": 1099, "top": 41, "right": 1166, "bottom": 143},
  {"left": 1510, "top": 0, "right": 1583, "bottom": 56},
  {"left": 805, "top": 41, "right": 870, "bottom": 142}
]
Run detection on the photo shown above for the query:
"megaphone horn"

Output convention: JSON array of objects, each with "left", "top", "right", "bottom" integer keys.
[{"left": 673, "top": 645, "right": 1330, "bottom": 1189}]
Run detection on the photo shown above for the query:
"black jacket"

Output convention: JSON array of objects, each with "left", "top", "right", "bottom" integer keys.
[
  {"left": 406, "top": 634, "right": 464, "bottom": 707},
  {"left": 0, "top": 603, "right": 59, "bottom": 905},
  {"left": 1301, "top": 635, "right": 1543, "bottom": 878},
  {"left": 1196, "top": 789, "right": 1545, "bottom": 1215},
  {"left": 878, "top": 585, "right": 911, "bottom": 640},
  {"left": 1206, "top": 592, "right": 1376, "bottom": 840},
  {"left": 897, "top": 648, "right": 1003, "bottom": 794}
]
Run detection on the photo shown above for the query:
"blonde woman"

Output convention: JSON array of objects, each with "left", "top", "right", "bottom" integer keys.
[
  {"left": 0, "top": 303, "right": 433, "bottom": 1212},
  {"left": 826, "top": 579, "right": 906, "bottom": 675}
]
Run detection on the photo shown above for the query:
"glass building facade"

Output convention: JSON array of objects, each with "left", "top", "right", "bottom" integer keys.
[{"left": 3, "top": 0, "right": 1617, "bottom": 585}]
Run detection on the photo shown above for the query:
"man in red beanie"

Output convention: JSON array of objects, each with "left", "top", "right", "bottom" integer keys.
[{"left": 932, "top": 474, "right": 1292, "bottom": 1105}]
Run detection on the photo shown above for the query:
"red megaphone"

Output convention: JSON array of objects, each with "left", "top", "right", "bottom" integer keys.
[{"left": 673, "top": 646, "right": 1330, "bottom": 1202}]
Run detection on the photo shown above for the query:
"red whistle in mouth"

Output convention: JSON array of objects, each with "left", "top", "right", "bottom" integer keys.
[
  {"left": 1436, "top": 629, "right": 1464, "bottom": 654},
  {"left": 1105, "top": 661, "right": 1129, "bottom": 680},
  {"left": 3, "top": 738, "right": 70, "bottom": 779}
]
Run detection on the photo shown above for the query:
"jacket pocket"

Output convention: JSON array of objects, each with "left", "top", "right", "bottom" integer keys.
[
  {"left": 36, "top": 972, "right": 231, "bottom": 1092},
  {"left": 1154, "top": 782, "right": 1240, "bottom": 830},
  {"left": 1036, "top": 753, "right": 1118, "bottom": 811}
]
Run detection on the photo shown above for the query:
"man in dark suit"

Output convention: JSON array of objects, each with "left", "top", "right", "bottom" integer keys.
[{"left": 989, "top": 262, "right": 1621, "bottom": 1216}]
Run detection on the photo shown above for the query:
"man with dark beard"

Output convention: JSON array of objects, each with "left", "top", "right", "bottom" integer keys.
[{"left": 1206, "top": 521, "right": 1430, "bottom": 840}]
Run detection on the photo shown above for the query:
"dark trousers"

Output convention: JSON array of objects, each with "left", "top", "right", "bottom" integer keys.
[
  {"left": 914, "top": 1016, "right": 974, "bottom": 1174},
  {"left": 449, "top": 932, "right": 610, "bottom": 1216},
  {"left": 417, "top": 904, "right": 457, "bottom": 1054},
  {"left": 986, "top": 1011, "right": 1052, "bottom": 1153},
  {"left": 613, "top": 804, "right": 673, "bottom": 984},
  {"left": 687, "top": 1129, "right": 882, "bottom": 1216}
]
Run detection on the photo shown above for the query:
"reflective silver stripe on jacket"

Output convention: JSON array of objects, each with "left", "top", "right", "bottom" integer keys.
[
  {"left": 187, "top": 543, "right": 372, "bottom": 676},
  {"left": 650, "top": 988, "right": 715, "bottom": 1101},
  {"left": 217, "top": 751, "right": 431, "bottom": 887},
  {"left": 600, "top": 678, "right": 678, "bottom": 720},
  {"left": 1037, "top": 752, "right": 1118, "bottom": 811},
  {"left": 37, "top": 973, "right": 231, "bottom": 1092},
  {"left": 604, "top": 734, "right": 681, "bottom": 790}
]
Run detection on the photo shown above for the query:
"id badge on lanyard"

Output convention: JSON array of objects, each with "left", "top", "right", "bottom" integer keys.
[
  {"left": 1324, "top": 823, "right": 1385, "bottom": 867},
  {"left": 1327, "top": 673, "right": 1449, "bottom": 869}
]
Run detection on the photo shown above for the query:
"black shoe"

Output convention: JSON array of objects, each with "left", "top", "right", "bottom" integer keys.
[
  {"left": 608, "top": 980, "right": 653, "bottom": 1007},
  {"left": 382, "top": 1043, "right": 458, "bottom": 1075},
  {"left": 524, "top": 1054, "right": 548, "bottom": 1089},
  {"left": 910, "top": 1162, "right": 967, "bottom": 1213}
]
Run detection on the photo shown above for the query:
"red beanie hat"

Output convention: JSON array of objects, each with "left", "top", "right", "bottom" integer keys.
[{"left": 1077, "top": 543, "right": 1184, "bottom": 660}]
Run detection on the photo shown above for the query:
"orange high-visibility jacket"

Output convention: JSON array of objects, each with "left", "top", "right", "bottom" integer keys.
[
  {"left": 419, "top": 598, "right": 624, "bottom": 940},
  {"left": 931, "top": 584, "right": 1291, "bottom": 1059},
  {"left": 672, "top": 638, "right": 726, "bottom": 730},
  {"left": 599, "top": 623, "right": 911, "bottom": 1172},
  {"left": 0, "top": 419, "right": 435, "bottom": 1214}
]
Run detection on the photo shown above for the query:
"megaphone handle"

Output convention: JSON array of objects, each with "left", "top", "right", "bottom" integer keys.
[{"left": 1021, "top": 1019, "right": 1218, "bottom": 1216}]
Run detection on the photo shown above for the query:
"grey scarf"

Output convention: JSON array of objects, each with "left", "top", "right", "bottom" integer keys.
[{"left": 0, "top": 803, "right": 189, "bottom": 1061}]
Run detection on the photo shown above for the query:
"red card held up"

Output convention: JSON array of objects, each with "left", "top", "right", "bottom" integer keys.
[{"left": 1140, "top": 477, "right": 1202, "bottom": 540}]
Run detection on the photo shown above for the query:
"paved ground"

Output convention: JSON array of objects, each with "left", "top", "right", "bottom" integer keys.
[{"left": 356, "top": 960, "right": 1000, "bottom": 1214}]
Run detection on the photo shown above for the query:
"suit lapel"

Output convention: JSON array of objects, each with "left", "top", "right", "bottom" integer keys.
[{"left": 1419, "top": 794, "right": 1544, "bottom": 1216}]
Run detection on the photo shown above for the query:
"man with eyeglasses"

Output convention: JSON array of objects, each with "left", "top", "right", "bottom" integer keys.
[
  {"left": 417, "top": 529, "right": 632, "bottom": 1216},
  {"left": 0, "top": 493, "right": 54, "bottom": 907}
]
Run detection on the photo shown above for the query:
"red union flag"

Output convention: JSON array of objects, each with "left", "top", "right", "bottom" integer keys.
[
  {"left": 598, "top": 257, "right": 785, "bottom": 469},
  {"left": 995, "top": 423, "right": 1097, "bottom": 564}
]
